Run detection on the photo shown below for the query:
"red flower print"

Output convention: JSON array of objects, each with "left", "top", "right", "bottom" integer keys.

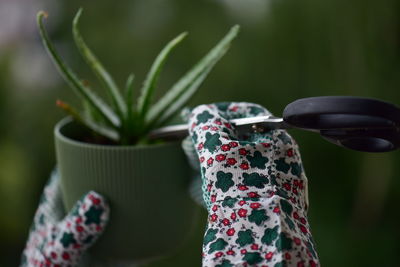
[
  {"left": 62, "top": 252, "right": 70, "bottom": 260},
  {"left": 293, "top": 212, "right": 299, "bottom": 219},
  {"left": 261, "top": 143, "right": 271, "bottom": 148},
  {"left": 293, "top": 188, "right": 298, "bottom": 195},
  {"left": 222, "top": 218, "right": 230, "bottom": 226},
  {"left": 226, "top": 158, "right": 237, "bottom": 165},
  {"left": 299, "top": 225, "right": 308, "bottom": 234},
  {"left": 214, "top": 119, "right": 222, "bottom": 125},
  {"left": 229, "top": 141, "right": 238, "bottom": 147},
  {"left": 202, "top": 125, "right": 210, "bottom": 130},
  {"left": 230, "top": 106, "right": 239, "bottom": 112},
  {"left": 273, "top": 206, "right": 280, "bottom": 213},
  {"left": 294, "top": 237, "right": 301, "bottom": 245},
  {"left": 215, "top": 154, "right": 226, "bottom": 162},
  {"left": 300, "top": 218, "right": 307, "bottom": 225},
  {"left": 221, "top": 144, "right": 231, "bottom": 151},
  {"left": 285, "top": 252, "right": 291, "bottom": 260},
  {"left": 238, "top": 208, "right": 248, "bottom": 217},
  {"left": 250, "top": 203, "right": 261, "bottom": 209},
  {"left": 239, "top": 148, "right": 248, "bottom": 155},
  {"left": 240, "top": 249, "right": 247, "bottom": 254},
  {"left": 297, "top": 261, "right": 305, "bottom": 267},
  {"left": 210, "top": 214, "right": 218, "bottom": 222},
  {"left": 76, "top": 225, "right": 84, "bottom": 232},
  {"left": 224, "top": 122, "right": 232, "bottom": 129},
  {"left": 287, "top": 148, "right": 294, "bottom": 157},
  {"left": 251, "top": 244, "right": 259, "bottom": 250},
  {"left": 75, "top": 217, "right": 82, "bottom": 224},
  {"left": 207, "top": 183, "right": 212, "bottom": 192},
  {"left": 191, "top": 122, "right": 196, "bottom": 129},
  {"left": 50, "top": 252, "right": 57, "bottom": 259},
  {"left": 238, "top": 185, "right": 249, "bottom": 191},
  {"left": 310, "top": 260, "right": 317, "bottom": 267},
  {"left": 211, "top": 195, "right": 216, "bottom": 203},
  {"left": 238, "top": 200, "right": 246, "bottom": 206},
  {"left": 200, "top": 157, "right": 205, "bottom": 163},
  {"left": 197, "top": 142, "right": 204, "bottom": 150},
  {"left": 227, "top": 228, "right": 235, "bottom": 236},
  {"left": 299, "top": 180, "right": 304, "bottom": 189},
  {"left": 283, "top": 183, "right": 291, "bottom": 191},
  {"left": 227, "top": 250, "right": 235, "bottom": 255},
  {"left": 215, "top": 252, "right": 223, "bottom": 258},
  {"left": 207, "top": 157, "right": 214, "bottom": 166},
  {"left": 212, "top": 205, "right": 218, "bottom": 212},
  {"left": 240, "top": 162, "right": 249, "bottom": 170},
  {"left": 294, "top": 180, "right": 299, "bottom": 187},
  {"left": 231, "top": 212, "right": 237, "bottom": 220},
  {"left": 247, "top": 192, "right": 260, "bottom": 198},
  {"left": 265, "top": 252, "right": 273, "bottom": 260},
  {"left": 89, "top": 194, "right": 101, "bottom": 205},
  {"left": 211, "top": 126, "right": 219, "bottom": 131}
]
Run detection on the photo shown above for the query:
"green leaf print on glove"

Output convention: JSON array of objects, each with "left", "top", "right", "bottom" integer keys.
[
  {"left": 215, "top": 171, "right": 234, "bottom": 192},
  {"left": 21, "top": 170, "right": 109, "bottom": 267},
  {"left": 186, "top": 102, "right": 319, "bottom": 267}
]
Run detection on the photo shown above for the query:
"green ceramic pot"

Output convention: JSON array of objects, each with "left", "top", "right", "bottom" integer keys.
[{"left": 54, "top": 117, "right": 198, "bottom": 262}]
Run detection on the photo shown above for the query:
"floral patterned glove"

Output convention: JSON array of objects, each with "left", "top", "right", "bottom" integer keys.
[
  {"left": 21, "top": 170, "right": 110, "bottom": 267},
  {"left": 186, "top": 102, "right": 319, "bottom": 267}
]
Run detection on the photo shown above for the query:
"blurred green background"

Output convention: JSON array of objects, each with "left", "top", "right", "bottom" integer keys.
[{"left": 1, "top": 0, "right": 400, "bottom": 266}]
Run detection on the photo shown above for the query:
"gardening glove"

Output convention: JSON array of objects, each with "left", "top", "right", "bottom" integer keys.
[
  {"left": 21, "top": 169, "right": 110, "bottom": 267},
  {"left": 185, "top": 102, "right": 319, "bottom": 267}
]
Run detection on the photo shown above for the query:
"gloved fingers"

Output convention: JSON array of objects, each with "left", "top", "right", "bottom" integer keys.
[
  {"left": 182, "top": 102, "right": 271, "bottom": 122},
  {"left": 188, "top": 102, "right": 309, "bottom": 211},
  {"left": 43, "top": 191, "right": 109, "bottom": 265},
  {"left": 188, "top": 102, "right": 273, "bottom": 151},
  {"left": 31, "top": 169, "right": 66, "bottom": 231}
]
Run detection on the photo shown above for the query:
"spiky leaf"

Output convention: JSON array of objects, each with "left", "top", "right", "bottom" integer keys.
[
  {"left": 37, "top": 11, "right": 120, "bottom": 129},
  {"left": 145, "top": 25, "right": 240, "bottom": 127},
  {"left": 137, "top": 32, "right": 187, "bottom": 118},
  {"left": 72, "top": 8, "right": 126, "bottom": 118},
  {"left": 151, "top": 64, "right": 214, "bottom": 128}
]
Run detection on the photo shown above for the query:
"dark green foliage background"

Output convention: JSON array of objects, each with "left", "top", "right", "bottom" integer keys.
[{"left": 1, "top": 0, "right": 399, "bottom": 266}]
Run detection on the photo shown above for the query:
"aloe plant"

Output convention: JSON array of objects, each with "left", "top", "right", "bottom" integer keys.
[{"left": 37, "top": 8, "right": 239, "bottom": 145}]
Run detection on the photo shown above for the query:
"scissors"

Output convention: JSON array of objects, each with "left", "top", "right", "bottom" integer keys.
[{"left": 149, "top": 96, "right": 400, "bottom": 153}]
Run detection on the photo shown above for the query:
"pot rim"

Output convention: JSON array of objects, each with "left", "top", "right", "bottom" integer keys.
[{"left": 54, "top": 117, "right": 181, "bottom": 151}]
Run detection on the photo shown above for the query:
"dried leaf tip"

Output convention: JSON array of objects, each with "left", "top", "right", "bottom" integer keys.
[
  {"left": 56, "top": 99, "right": 67, "bottom": 109},
  {"left": 38, "top": 11, "right": 48, "bottom": 19}
]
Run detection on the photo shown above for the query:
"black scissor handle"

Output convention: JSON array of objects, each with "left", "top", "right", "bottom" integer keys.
[{"left": 282, "top": 96, "right": 400, "bottom": 152}]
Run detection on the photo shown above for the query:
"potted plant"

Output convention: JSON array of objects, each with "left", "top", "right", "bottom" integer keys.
[{"left": 37, "top": 9, "right": 239, "bottom": 262}]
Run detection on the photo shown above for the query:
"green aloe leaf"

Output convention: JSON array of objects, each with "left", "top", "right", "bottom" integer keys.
[
  {"left": 137, "top": 32, "right": 187, "bottom": 119},
  {"left": 37, "top": 11, "right": 120, "bottom": 128},
  {"left": 124, "top": 73, "right": 136, "bottom": 130},
  {"left": 153, "top": 64, "right": 214, "bottom": 128},
  {"left": 145, "top": 25, "right": 240, "bottom": 126},
  {"left": 57, "top": 100, "right": 119, "bottom": 141},
  {"left": 72, "top": 8, "right": 126, "bottom": 118}
]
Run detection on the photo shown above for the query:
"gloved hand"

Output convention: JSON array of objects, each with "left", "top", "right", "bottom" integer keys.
[
  {"left": 184, "top": 102, "right": 319, "bottom": 267},
  {"left": 21, "top": 170, "right": 109, "bottom": 267}
]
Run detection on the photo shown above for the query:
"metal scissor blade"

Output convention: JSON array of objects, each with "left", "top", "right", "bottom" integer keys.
[{"left": 148, "top": 116, "right": 291, "bottom": 140}]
